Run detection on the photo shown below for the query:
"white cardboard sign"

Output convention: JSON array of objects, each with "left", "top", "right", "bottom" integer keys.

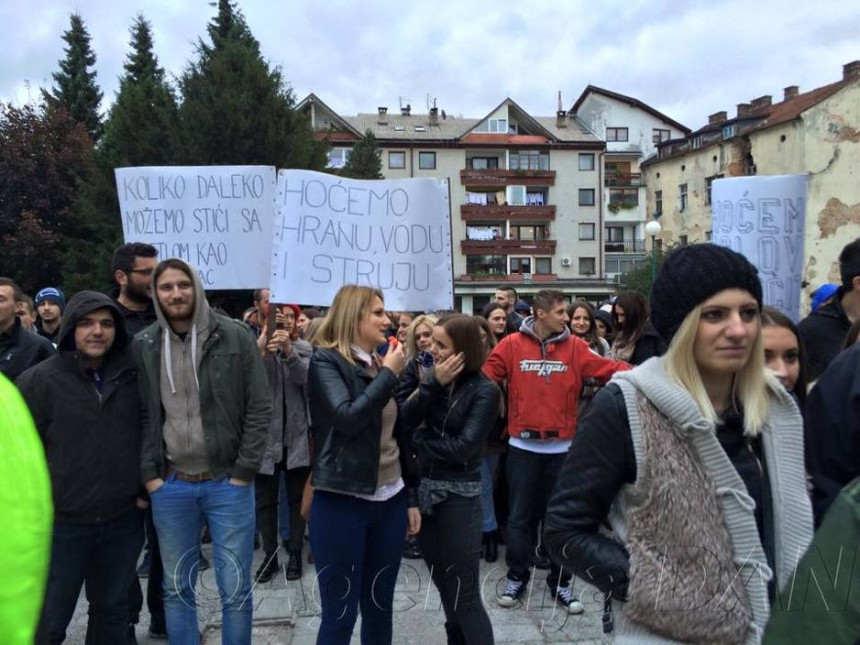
[
  {"left": 270, "top": 170, "right": 453, "bottom": 310},
  {"left": 711, "top": 174, "right": 807, "bottom": 321}
]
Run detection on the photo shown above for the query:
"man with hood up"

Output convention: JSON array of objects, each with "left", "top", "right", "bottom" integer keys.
[
  {"left": 133, "top": 258, "right": 271, "bottom": 644},
  {"left": 16, "top": 291, "right": 145, "bottom": 644},
  {"left": 482, "top": 289, "right": 629, "bottom": 613}
]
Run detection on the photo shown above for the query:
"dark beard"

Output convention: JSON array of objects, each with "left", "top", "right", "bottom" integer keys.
[{"left": 124, "top": 282, "right": 151, "bottom": 306}]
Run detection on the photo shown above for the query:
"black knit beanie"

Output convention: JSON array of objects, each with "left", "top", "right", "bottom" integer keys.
[{"left": 650, "top": 244, "right": 763, "bottom": 342}]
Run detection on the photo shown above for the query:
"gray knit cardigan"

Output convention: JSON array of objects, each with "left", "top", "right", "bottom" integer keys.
[{"left": 607, "top": 357, "right": 814, "bottom": 645}]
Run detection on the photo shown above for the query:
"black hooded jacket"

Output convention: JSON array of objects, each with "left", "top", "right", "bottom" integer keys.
[
  {"left": 799, "top": 290, "right": 852, "bottom": 381},
  {"left": 16, "top": 291, "right": 142, "bottom": 524}
]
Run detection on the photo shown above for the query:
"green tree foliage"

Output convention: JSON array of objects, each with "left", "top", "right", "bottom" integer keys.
[
  {"left": 43, "top": 13, "right": 103, "bottom": 143},
  {"left": 618, "top": 248, "right": 672, "bottom": 298},
  {"left": 178, "top": 0, "right": 327, "bottom": 169},
  {"left": 340, "top": 130, "right": 383, "bottom": 179},
  {"left": 0, "top": 103, "right": 92, "bottom": 294}
]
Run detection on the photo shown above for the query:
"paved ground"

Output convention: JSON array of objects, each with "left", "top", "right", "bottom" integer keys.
[{"left": 65, "top": 543, "right": 608, "bottom": 643}]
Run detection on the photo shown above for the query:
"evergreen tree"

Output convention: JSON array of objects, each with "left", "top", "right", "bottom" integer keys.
[
  {"left": 178, "top": 0, "right": 327, "bottom": 169},
  {"left": 43, "top": 13, "right": 103, "bottom": 143},
  {"left": 340, "top": 130, "right": 383, "bottom": 179}
]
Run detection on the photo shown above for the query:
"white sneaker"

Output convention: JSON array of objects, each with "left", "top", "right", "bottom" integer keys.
[
  {"left": 497, "top": 577, "right": 526, "bottom": 607},
  {"left": 552, "top": 584, "right": 584, "bottom": 614}
]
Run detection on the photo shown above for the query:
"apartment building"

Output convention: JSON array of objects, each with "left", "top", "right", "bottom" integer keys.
[
  {"left": 641, "top": 60, "right": 860, "bottom": 302},
  {"left": 299, "top": 94, "right": 608, "bottom": 313},
  {"left": 570, "top": 86, "right": 690, "bottom": 282}
]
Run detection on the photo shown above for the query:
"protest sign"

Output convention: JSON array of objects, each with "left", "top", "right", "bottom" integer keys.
[
  {"left": 711, "top": 175, "right": 807, "bottom": 320},
  {"left": 270, "top": 170, "right": 454, "bottom": 310},
  {"left": 115, "top": 166, "right": 276, "bottom": 289}
]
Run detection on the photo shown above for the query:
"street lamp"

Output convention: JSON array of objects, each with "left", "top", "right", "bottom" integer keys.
[{"left": 644, "top": 219, "right": 662, "bottom": 285}]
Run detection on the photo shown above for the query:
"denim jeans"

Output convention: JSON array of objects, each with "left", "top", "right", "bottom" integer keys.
[
  {"left": 505, "top": 446, "right": 570, "bottom": 589},
  {"left": 480, "top": 455, "right": 500, "bottom": 533},
  {"left": 37, "top": 509, "right": 144, "bottom": 645},
  {"left": 150, "top": 472, "right": 256, "bottom": 645},
  {"left": 309, "top": 489, "right": 407, "bottom": 645},
  {"left": 418, "top": 494, "right": 494, "bottom": 644}
]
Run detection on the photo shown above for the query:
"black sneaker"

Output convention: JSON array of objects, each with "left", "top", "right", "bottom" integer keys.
[
  {"left": 549, "top": 583, "right": 584, "bottom": 614},
  {"left": 403, "top": 537, "right": 422, "bottom": 560},
  {"left": 286, "top": 551, "right": 302, "bottom": 581},
  {"left": 497, "top": 577, "right": 526, "bottom": 607},
  {"left": 256, "top": 554, "right": 280, "bottom": 583}
]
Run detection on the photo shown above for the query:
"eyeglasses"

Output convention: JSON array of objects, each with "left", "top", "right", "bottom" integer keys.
[{"left": 128, "top": 268, "right": 154, "bottom": 276}]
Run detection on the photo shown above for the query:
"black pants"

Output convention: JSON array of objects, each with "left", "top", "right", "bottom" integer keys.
[
  {"left": 37, "top": 509, "right": 144, "bottom": 645},
  {"left": 506, "top": 446, "right": 570, "bottom": 588},
  {"left": 418, "top": 494, "right": 494, "bottom": 645},
  {"left": 128, "top": 507, "right": 165, "bottom": 629},
  {"left": 255, "top": 463, "right": 310, "bottom": 555}
]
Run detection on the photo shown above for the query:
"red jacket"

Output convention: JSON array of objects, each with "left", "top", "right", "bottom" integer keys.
[{"left": 482, "top": 325, "right": 629, "bottom": 440}]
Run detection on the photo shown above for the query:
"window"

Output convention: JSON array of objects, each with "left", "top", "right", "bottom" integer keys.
[
  {"left": 469, "top": 157, "right": 499, "bottom": 170},
  {"left": 388, "top": 151, "right": 406, "bottom": 169},
  {"left": 578, "top": 223, "right": 595, "bottom": 240},
  {"left": 652, "top": 128, "right": 671, "bottom": 144},
  {"left": 535, "top": 257, "right": 552, "bottom": 274},
  {"left": 507, "top": 185, "right": 526, "bottom": 206},
  {"left": 509, "top": 151, "right": 549, "bottom": 171},
  {"left": 679, "top": 183, "right": 688, "bottom": 212},
  {"left": 578, "top": 153, "right": 595, "bottom": 171},
  {"left": 327, "top": 147, "right": 351, "bottom": 169},
  {"left": 705, "top": 175, "right": 723, "bottom": 206},
  {"left": 606, "top": 226, "right": 624, "bottom": 242},
  {"left": 679, "top": 235, "right": 689, "bottom": 246},
  {"left": 722, "top": 124, "right": 737, "bottom": 139},
  {"left": 510, "top": 257, "right": 532, "bottom": 275},
  {"left": 510, "top": 225, "right": 547, "bottom": 241},
  {"left": 705, "top": 230, "right": 713, "bottom": 241},
  {"left": 692, "top": 136, "right": 703, "bottom": 149},
  {"left": 466, "top": 255, "right": 505, "bottom": 275},
  {"left": 579, "top": 257, "right": 596, "bottom": 275},
  {"left": 606, "top": 127, "right": 629, "bottom": 142},
  {"left": 418, "top": 151, "right": 436, "bottom": 170},
  {"left": 477, "top": 118, "right": 508, "bottom": 133},
  {"left": 579, "top": 189, "right": 596, "bottom": 206},
  {"left": 655, "top": 190, "right": 663, "bottom": 216}
]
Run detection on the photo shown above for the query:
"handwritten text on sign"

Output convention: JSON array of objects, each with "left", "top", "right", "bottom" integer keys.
[
  {"left": 115, "top": 166, "right": 276, "bottom": 289},
  {"left": 711, "top": 175, "right": 807, "bottom": 321},
  {"left": 270, "top": 170, "right": 453, "bottom": 310}
]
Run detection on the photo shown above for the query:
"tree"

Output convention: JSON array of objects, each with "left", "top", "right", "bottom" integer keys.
[
  {"left": 101, "top": 14, "right": 180, "bottom": 167},
  {"left": 43, "top": 13, "right": 103, "bottom": 143},
  {"left": 618, "top": 247, "right": 674, "bottom": 298},
  {"left": 177, "top": 0, "right": 327, "bottom": 169},
  {"left": 340, "top": 130, "right": 383, "bottom": 179},
  {"left": 0, "top": 103, "right": 93, "bottom": 294}
]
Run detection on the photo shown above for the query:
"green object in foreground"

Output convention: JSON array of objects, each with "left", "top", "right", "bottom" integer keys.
[{"left": 0, "top": 374, "right": 53, "bottom": 644}]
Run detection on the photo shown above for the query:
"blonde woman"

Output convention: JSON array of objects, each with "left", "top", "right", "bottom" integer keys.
[
  {"left": 544, "top": 245, "right": 813, "bottom": 644},
  {"left": 307, "top": 286, "right": 424, "bottom": 644}
]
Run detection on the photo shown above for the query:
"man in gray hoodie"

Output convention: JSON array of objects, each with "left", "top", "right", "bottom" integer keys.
[{"left": 133, "top": 258, "right": 271, "bottom": 645}]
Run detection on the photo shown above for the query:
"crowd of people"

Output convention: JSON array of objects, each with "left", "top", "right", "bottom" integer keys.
[{"left": 2, "top": 237, "right": 860, "bottom": 644}]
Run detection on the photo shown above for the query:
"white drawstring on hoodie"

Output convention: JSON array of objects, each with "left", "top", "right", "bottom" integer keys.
[{"left": 163, "top": 323, "right": 200, "bottom": 394}]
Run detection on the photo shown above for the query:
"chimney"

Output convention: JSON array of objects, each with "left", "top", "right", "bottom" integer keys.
[
  {"left": 708, "top": 111, "right": 728, "bottom": 126},
  {"left": 401, "top": 104, "right": 411, "bottom": 116},
  {"left": 377, "top": 106, "right": 388, "bottom": 125},
  {"left": 844, "top": 60, "right": 860, "bottom": 81},
  {"left": 737, "top": 103, "right": 752, "bottom": 118},
  {"left": 429, "top": 106, "right": 439, "bottom": 125},
  {"left": 783, "top": 85, "right": 799, "bottom": 101},
  {"left": 749, "top": 95, "right": 773, "bottom": 111},
  {"left": 556, "top": 110, "right": 567, "bottom": 128}
]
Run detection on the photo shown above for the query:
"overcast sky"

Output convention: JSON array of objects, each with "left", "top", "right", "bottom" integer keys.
[{"left": 2, "top": 0, "right": 858, "bottom": 131}]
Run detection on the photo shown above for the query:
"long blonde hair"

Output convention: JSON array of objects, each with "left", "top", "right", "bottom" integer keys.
[
  {"left": 405, "top": 314, "right": 438, "bottom": 360},
  {"left": 315, "top": 285, "right": 384, "bottom": 364},
  {"left": 663, "top": 303, "right": 778, "bottom": 435}
]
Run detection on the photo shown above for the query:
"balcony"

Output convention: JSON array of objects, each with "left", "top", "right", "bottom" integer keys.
[
  {"left": 604, "top": 173, "right": 643, "bottom": 187},
  {"left": 459, "top": 273, "right": 558, "bottom": 283},
  {"left": 461, "top": 239, "right": 557, "bottom": 255},
  {"left": 460, "top": 169, "right": 556, "bottom": 187},
  {"left": 460, "top": 204, "right": 556, "bottom": 222},
  {"left": 604, "top": 239, "right": 646, "bottom": 254}
]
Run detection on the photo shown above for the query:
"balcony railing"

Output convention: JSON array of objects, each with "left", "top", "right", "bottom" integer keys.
[
  {"left": 460, "top": 169, "right": 556, "bottom": 187},
  {"left": 604, "top": 239, "right": 646, "bottom": 254},
  {"left": 461, "top": 239, "right": 557, "bottom": 254},
  {"left": 604, "top": 173, "right": 643, "bottom": 187},
  {"left": 460, "top": 204, "right": 556, "bottom": 221},
  {"left": 459, "top": 273, "right": 558, "bottom": 283}
]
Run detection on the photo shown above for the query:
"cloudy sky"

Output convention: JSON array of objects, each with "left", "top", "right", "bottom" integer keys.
[{"left": 2, "top": 0, "right": 858, "bottom": 131}]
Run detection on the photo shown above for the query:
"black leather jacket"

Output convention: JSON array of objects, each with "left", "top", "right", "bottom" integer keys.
[
  {"left": 308, "top": 348, "right": 421, "bottom": 505},
  {"left": 413, "top": 371, "right": 500, "bottom": 483}
]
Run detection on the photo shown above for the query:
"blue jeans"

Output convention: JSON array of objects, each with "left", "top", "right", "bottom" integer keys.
[
  {"left": 150, "top": 472, "right": 256, "bottom": 645},
  {"left": 480, "top": 455, "right": 500, "bottom": 533},
  {"left": 309, "top": 489, "right": 407, "bottom": 645},
  {"left": 37, "top": 509, "right": 144, "bottom": 644}
]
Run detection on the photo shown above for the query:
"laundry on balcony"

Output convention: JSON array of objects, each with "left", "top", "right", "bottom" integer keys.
[
  {"left": 465, "top": 192, "right": 488, "bottom": 205},
  {"left": 466, "top": 227, "right": 500, "bottom": 241},
  {"left": 525, "top": 192, "right": 544, "bottom": 206}
]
